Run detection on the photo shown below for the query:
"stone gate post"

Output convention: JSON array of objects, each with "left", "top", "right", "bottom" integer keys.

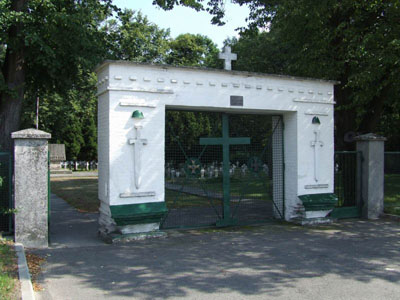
[
  {"left": 354, "top": 133, "right": 386, "bottom": 219},
  {"left": 12, "top": 129, "right": 51, "bottom": 248}
]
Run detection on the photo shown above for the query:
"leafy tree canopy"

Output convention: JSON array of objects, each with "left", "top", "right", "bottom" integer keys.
[
  {"left": 157, "top": 0, "right": 400, "bottom": 149},
  {"left": 233, "top": 0, "right": 400, "bottom": 149},
  {"left": 0, "top": 0, "right": 116, "bottom": 150},
  {"left": 103, "top": 9, "right": 171, "bottom": 63},
  {"left": 17, "top": 7, "right": 223, "bottom": 160},
  {"left": 167, "top": 33, "right": 221, "bottom": 68}
]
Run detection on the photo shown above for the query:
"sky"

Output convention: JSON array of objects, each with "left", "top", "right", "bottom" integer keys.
[{"left": 112, "top": 1, "right": 250, "bottom": 48}]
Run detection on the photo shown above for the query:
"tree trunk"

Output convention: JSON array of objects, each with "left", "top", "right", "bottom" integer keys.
[{"left": 0, "top": 0, "right": 27, "bottom": 151}]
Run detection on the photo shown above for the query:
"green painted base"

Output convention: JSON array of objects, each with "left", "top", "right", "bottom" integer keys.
[
  {"left": 299, "top": 193, "right": 338, "bottom": 211},
  {"left": 110, "top": 202, "right": 168, "bottom": 226},
  {"left": 330, "top": 207, "right": 361, "bottom": 219},
  {"left": 216, "top": 218, "right": 238, "bottom": 227}
]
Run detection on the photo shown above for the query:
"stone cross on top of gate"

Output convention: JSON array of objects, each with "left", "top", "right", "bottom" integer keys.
[{"left": 219, "top": 46, "right": 237, "bottom": 71}]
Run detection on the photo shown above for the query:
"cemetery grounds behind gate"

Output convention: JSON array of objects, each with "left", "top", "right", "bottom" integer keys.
[{"left": 162, "top": 110, "right": 284, "bottom": 229}]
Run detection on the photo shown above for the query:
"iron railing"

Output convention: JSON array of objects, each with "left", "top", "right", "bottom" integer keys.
[
  {"left": 0, "top": 152, "right": 12, "bottom": 234},
  {"left": 162, "top": 111, "right": 284, "bottom": 229},
  {"left": 384, "top": 152, "right": 400, "bottom": 215},
  {"left": 334, "top": 151, "right": 362, "bottom": 208}
]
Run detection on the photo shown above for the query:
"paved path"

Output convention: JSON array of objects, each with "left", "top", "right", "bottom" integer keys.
[
  {"left": 34, "top": 194, "right": 400, "bottom": 299},
  {"left": 48, "top": 194, "right": 101, "bottom": 248}
]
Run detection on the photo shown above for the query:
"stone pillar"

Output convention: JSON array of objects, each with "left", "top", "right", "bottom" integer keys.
[
  {"left": 354, "top": 133, "right": 386, "bottom": 219},
  {"left": 12, "top": 129, "right": 51, "bottom": 248}
]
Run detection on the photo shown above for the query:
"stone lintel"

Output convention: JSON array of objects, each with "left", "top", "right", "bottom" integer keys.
[
  {"left": 11, "top": 128, "right": 51, "bottom": 140},
  {"left": 354, "top": 133, "right": 387, "bottom": 141}
]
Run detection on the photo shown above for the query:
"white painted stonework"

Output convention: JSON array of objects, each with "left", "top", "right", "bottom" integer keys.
[{"left": 96, "top": 61, "right": 336, "bottom": 231}]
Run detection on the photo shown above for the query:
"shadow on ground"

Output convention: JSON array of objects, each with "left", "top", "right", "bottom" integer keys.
[{"left": 36, "top": 212, "right": 400, "bottom": 299}]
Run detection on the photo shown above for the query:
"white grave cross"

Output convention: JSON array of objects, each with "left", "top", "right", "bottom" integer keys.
[
  {"left": 310, "top": 130, "right": 324, "bottom": 182},
  {"left": 219, "top": 46, "right": 237, "bottom": 71},
  {"left": 128, "top": 125, "right": 147, "bottom": 189}
]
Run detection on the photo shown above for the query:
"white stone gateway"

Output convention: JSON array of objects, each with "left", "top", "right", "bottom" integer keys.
[{"left": 96, "top": 57, "right": 337, "bottom": 236}]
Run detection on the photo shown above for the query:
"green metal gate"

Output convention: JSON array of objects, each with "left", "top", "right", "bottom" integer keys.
[
  {"left": 162, "top": 111, "right": 284, "bottom": 229},
  {"left": 331, "top": 151, "right": 362, "bottom": 218},
  {"left": 0, "top": 152, "right": 12, "bottom": 234}
]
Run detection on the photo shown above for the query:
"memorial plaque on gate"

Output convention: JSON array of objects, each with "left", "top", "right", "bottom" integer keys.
[{"left": 230, "top": 95, "right": 243, "bottom": 106}]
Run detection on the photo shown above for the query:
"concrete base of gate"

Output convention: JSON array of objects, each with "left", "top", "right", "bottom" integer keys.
[
  {"left": 119, "top": 223, "right": 159, "bottom": 235},
  {"left": 99, "top": 230, "right": 167, "bottom": 244},
  {"left": 305, "top": 210, "right": 332, "bottom": 219},
  {"left": 291, "top": 217, "right": 336, "bottom": 226}
]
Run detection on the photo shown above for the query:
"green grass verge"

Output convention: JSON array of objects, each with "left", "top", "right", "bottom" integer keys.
[
  {"left": 51, "top": 177, "right": 99, "bottom": 212},
  {"left": 166, "top": 189, "right": 217, "bottom": 208},
  {"left": 50, "top": 175, "right": 273, "bottom": 211},
  {"left": 384, "top": 174, "right": 400, "bottom": 216},
  {"left": 0, "top": 240, "right": 18, "bottom": 300}
]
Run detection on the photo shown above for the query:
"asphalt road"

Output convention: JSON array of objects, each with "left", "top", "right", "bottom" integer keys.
[{"left": 34, "top": 195, "right": 400, "bottom": 300}]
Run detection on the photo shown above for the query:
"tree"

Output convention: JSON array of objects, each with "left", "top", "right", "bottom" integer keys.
[
  {"left": 234, "top": 0, "right": 400, "bottom": 149},
  {"left": 21, "top": 70, "right": 98, "bottom": 160},
  {"left": 103, "top": 9, "right": 170, "bottom": 63},
  {"left": 18, "top": 8, "right": 223, "bottom": 160},
  {"left": 167, "top": 33, "right": 222, "bottom": 68},
  {"left": 156, "top": 0, "right": 400, "bottom": 150},
  {"left": 0, "top": 0, "right": 115, "bottom": 151}
]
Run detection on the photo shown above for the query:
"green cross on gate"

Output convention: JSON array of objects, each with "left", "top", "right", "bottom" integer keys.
[{"left": 199, "top": 113, "right": 251, "bottom": 226}]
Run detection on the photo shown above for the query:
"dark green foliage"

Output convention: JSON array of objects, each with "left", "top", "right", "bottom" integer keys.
[
  {"left": 16, "top": 6, "right": 223, "bottom": 160},
  {"left": 166, "top": 110, "right": 220, "bottom": 149},
  {"left": 21, "top": 71, "right": 98, "bottom": 160},
  {"left": 231, "top": 0, "right": 400, "bottom": 149},
  {"left": 103, "top": 9, "right": 170, "bottom": 63},
  {"left": 157, "top": 0, "right": 400, "bottom": 150},
  {"left": 167, "top": 33, "right": 222, "bottom": 68}
]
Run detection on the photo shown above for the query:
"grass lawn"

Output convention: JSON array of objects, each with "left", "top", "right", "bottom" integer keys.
[
  {"left": 384, "top": 174, "right": 400, "bottom": 216},
  {"left": 50, "top": 174, "right": 400, "bottom": 215},
  {"left": 51, "top": 177, "right": 99, "bottom": 212},
  {"left": 166, "top": 175, "right": 272, "bottom": 208},
  {"left": 0, "top": 239, "right": 19, "bottom": 300},
  {"left": 51, "top": 174, "right": 272, "bottom": 212}
]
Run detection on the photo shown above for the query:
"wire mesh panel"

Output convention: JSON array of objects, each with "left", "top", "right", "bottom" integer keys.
[
  {"left": 334, "top": 151, "right": 361, "bottom": 207},
  {"left": 229, "top": 114, "right": 284, "bottom": 223},
  {"left": 162, "top": 111, "right": 284, "bottom": 229},
  {"left": 0, "top": 152, "right": 12, "bottom": 233},
  {"left": 162, "top": 111, "right": 224, "bottom": 228},
  {"left": 384, "top": 152, "right": 400, "bottom": 215},
  {"left": 385, "top": 152, "right": 400, "bottom": 174}
]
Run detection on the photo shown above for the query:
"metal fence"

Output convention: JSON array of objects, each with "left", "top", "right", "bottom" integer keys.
[
  {"left": 384, "top": 152, "right": 400, "bottom": 215},
  {"left": 385, "top": 152, "right": 400, "bottom": 174},
  {"left": 0, "top": 152, "right": 12, "bottom": 234},
  {"left": 334, "top": 151, "right": 362, "bottom": 208},
  {"left": 162, "top": 111, "right": 284, "bottom": 229}
]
